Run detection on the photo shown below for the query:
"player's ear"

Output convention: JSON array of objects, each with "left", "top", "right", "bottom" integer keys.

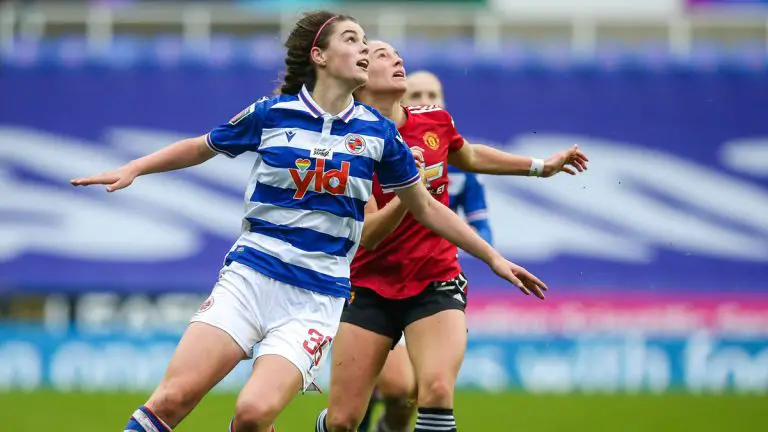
[{"left": 310, "top": 47, "right": 327, "bottom": 67}]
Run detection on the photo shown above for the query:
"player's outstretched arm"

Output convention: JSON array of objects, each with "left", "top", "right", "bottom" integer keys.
[
  {"left": 395, "top": 182, "right": 547, "bottom": 299},
  {"left": 70, "top": 135, "right": 215, "bottom": 192},
  {"left": 448, "top": 142, "right": 589, "bottom": 177}
]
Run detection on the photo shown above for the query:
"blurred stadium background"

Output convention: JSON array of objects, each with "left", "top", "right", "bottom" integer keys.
[{"left": 1, "top": 0, "right": 768, "bottom": 430}]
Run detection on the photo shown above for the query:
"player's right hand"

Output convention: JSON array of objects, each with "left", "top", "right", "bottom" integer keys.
[
  {"left": 70, "top": 165, "right": 138, "bottom": 193},
  {"left": 490, "top": 257, "right": 548, "bottom": 300}
]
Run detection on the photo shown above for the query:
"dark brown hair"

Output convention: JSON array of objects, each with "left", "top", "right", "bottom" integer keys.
[{"left": 278, "top": 11, "right": 357, "bottom": 95}]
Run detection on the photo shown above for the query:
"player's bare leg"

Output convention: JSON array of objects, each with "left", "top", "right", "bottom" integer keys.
[
  {"left": 230, "top": 354, "right": 303, "bottom": 432},
  {"left": 404, "top": 310, "right": 466, "bottom": 431},
  {"left": 135, "top": 322, "right": 246, "bottom": 428},
  {"left": 375, "top": 344, "right": 416, "bottom": 431},
  {"left": 321, "top": 323, "right": 393, "bottom": 432}
]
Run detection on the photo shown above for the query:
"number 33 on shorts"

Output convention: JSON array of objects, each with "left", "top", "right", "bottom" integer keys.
[{"left": 303, "top": 328, "right": 333, "bottom": 367}]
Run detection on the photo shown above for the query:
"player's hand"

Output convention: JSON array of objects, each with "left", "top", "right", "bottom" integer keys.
[
  {"left": 410, "top": 146, "right": 425, "bottom": 166},
  {"left": 411, "top": 146, "right": 428, "bottom": 186},
  {"left": 490, "top": 256, "right": 548, "bottom": 300},
  {"left": 542, "top": 144, "right": 589, "bottom": 177},
  {"left": 70, "top": 165, "right": 139, "bottom": 192}
]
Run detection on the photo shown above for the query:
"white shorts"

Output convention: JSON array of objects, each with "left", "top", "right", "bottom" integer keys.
[
  {"left": 397, "top": 332, "right": 406, "bottom": 346},
  {"left": 190, "top": 261, "right": 346, "bottom": 391}
]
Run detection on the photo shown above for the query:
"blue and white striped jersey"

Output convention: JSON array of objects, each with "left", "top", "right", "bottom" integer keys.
[{"left": 206, "top": 85, "right": 420, "bottom": 298}]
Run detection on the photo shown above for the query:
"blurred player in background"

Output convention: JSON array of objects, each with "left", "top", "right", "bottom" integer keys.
[
  {"left": 316, "top": 40, "right": 586, "bottom": 432},
  {"left": 405, "top": 70, "right": 493, "bottom": 244}
]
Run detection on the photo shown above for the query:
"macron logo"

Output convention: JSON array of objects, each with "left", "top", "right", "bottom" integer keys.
[{"left": 286, "top": 130, "right": 296, "bottom": 142}]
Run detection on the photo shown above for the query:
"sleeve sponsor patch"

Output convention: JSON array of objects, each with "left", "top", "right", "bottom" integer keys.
[{"left": 229, "top": 102, "right": 257, "bottom": 125}]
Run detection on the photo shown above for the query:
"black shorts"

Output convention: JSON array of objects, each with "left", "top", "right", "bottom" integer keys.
[{"left": 340, "top": 273, "right": 468, "bottom": 347}]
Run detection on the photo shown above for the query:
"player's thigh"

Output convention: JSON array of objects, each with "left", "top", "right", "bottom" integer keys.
[
  {"left": 377, "top": 342, "right": 416, "bottom": 400},
  {"left": 149, "top": 322, "right": 245, "bottom": 404},
  {"left": 403, "top": 275, "right": 468, "bottom": 401},
  {"left": 327, "top": 287, "right": 403, "bottom": 422},
  {"left": 328, "top": 322, "right": 394, "bottom": 423},
  {"left": 146, "top": 266, "right": 265, "bottom": 422},
  {"left": 234, "top": 354, "right": 304, "bottom": 428}
]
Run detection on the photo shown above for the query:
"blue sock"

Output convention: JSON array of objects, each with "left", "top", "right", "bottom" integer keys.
[
  {"left": 124, "top": 406, "right": 172, "bottom": 432},
  {"left": 315, "top": 408, "right": 328, "bottom": 432}
]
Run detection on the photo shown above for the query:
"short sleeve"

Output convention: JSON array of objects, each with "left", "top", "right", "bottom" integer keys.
[
  {"left": 206, "top": 97, "right": 269, "bottom": 158},
  {"left": 463, "top": 173, "right": 490, "bottom": 222},
  {"left": 445, "top": 111, "right": 465, "bottom": 153},
  {"left": 376, "top": 122, "right": 421, "bottom": 190}
]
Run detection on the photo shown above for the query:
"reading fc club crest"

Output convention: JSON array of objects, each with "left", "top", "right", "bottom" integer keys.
[
  {"left": 345, "top": 134, "right": 367, "bottom": 154},
  {"left": 198, "top": 296, "right": 214, "bottom": 313},
  {"left": 423, "top": 131, "right": 440, "bottom": 150}
]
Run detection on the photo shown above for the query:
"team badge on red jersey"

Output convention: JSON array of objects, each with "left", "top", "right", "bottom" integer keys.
[
  {"left": 423, "top": 131, "right": 440, "bottom": 150},
  {"left": 345, "top": 134, "right": 367, "bottom": 154}
]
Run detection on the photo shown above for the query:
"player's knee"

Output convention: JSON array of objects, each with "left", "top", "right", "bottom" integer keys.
[
  {"left": 146, "top": 381, "right": 200, "bottom": 422},
  {"left": 418, "top": 376, "right": 454, "bottom": 407},
  {"left": 233, "top": 397, "right": 280, "bottom": 431},
  {"left": 325, "top": 408, "right": 360, "bottom": 432},
  {"left": 378, "top": 376, "right": 416, "bottom": 400}
]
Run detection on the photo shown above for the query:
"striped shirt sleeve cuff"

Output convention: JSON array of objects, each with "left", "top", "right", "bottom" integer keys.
[
  {"left": 205, "top": 133, "right": 237, "bottom": 158},
  {"left": 380, "top": 172, "right": 422, "bottom": 191}
]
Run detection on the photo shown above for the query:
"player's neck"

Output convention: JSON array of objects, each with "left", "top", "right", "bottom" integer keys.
[
  {"left": 366, "top": 96, "right": 406, "bottom": 128},
  {"left": 310, "top": 81, "right": 354, "bottom": 117}
]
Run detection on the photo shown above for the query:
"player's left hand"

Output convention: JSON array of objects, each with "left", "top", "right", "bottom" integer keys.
[
  {"left": 490, "top": 257, "right": 548, "bottom": 300},
  {"left": 542, "top": 144, "right": 589, "bottom": 177},
  {"left": 410, "top": 146, "right": 428, "bottom": 186}
]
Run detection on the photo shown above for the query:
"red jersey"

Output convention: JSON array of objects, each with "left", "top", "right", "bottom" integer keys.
[{"left": 351, "top": 105, "right": 465, "bottom": 299}]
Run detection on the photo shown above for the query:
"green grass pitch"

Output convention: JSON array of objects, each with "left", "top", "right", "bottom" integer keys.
[{"left": 2, "top": 390, "right": 765, "bottom": 431}]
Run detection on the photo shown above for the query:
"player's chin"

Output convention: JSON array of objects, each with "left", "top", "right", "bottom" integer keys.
[
  {"left": 390, "top": 79, "right": 408, "bottom": 91},
  {"left": 350, "top": 70, "right": 368, "bottom": 86}
]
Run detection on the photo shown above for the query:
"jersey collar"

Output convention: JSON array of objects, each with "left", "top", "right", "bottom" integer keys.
[{"left": 299, "top": 85, "right": 356, "bottom": 123}]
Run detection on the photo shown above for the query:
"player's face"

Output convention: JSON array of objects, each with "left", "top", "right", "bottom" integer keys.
[
  {"left": 404, "top": 74, "right": 445, "bottom": 107},
  {"left": 364, "top": 41, "right": 407, "bottom": 94},
  {"left": 320, "top": 21, "right": 369, "bottom": 88}
]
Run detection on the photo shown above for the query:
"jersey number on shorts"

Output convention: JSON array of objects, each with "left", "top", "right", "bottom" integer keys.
[{"left": 303, "top": 328, "right": 333, "bottom": 367}]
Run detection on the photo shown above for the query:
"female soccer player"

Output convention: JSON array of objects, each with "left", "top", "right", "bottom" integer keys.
[
  {"left": 316, "top": 40, "right": 587, "bottom": 432},
  {"left": 356, "top": 70, "right": 493, "bottom": 432},
  {"left": 70, "top": 12, "right": 546, "bottom": 432}
]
